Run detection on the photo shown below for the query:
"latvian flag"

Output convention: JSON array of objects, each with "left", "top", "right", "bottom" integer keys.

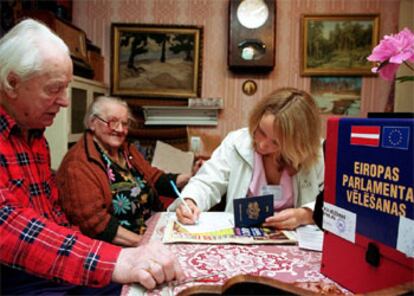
[{"left": 350, "top": 126, "right": 380, "bottom": 147}]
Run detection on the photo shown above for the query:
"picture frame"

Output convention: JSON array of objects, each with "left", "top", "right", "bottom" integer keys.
[
  {"left": 301, "top": 14, "right": 380, "bottom": 76},
  {"left": 111, "top": 23, "right": 203, "bottom": 98},
  {"left": 310, "top": 76, "right": 362, "bottom": 116}
]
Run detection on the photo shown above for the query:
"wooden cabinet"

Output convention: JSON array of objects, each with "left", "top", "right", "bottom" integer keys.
[
  {"left": 45, "top": 76, "right": 107, "bottom": 169},
  {"left": 22, "top": 10, "right": 88, "bottom": 64}
]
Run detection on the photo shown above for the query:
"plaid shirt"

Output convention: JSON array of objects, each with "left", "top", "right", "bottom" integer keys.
[{"left": 0, "top": 106, "right": 121, "bottom": 287}]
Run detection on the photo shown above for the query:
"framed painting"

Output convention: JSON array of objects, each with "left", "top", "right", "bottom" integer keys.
[
  {"left": 301, "top": 14, "right": 379, "bottom": 76},
  {"left": 111, "top": 23, "right": 203, "bottom": 98},
  {"left": 311, "top": 76, "right": 362, "bottom": 116}
]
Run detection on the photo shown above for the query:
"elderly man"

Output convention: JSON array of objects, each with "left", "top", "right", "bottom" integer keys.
[{"left": 0, "top": 19, "right": 183, "bottom": 295}]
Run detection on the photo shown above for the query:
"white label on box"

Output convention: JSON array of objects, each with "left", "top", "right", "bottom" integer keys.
[
  {"left": 397, "top": 216, "right": 414, "bottom": 258},
  {"left": 322, "top": 203, "right": 356, "bottom": 243}
]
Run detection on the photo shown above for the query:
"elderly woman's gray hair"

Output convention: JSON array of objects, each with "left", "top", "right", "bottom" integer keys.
[
  {"left": 83, "top": 96, "right": 134, "bottom": 129},
  {"left": 0, "top": 19, "right": 69, "bottom": 92}
]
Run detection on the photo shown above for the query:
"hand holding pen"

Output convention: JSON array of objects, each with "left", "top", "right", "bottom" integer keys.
[{"left": 169, "top": 180, "right": 200, "bottom": 225}]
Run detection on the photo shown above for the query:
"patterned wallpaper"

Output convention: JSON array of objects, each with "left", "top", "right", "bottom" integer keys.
[{"left": 72, "top": 0, "right": 400, "bottom": 156}]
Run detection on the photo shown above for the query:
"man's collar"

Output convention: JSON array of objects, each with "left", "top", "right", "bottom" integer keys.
[
  {"left": 0, "top": 105, "right": 44, "bottom": 139},
  {"left": 0, "top": 105, "right": 17, "bottom": 139}
]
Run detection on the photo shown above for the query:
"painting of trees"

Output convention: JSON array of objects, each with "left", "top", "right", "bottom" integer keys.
[
  {"left": 302, "top": 15, "right": 379, "bottom": 76},
  {"left": 112, "top": 24, "right": 202, "bottom": 98}
]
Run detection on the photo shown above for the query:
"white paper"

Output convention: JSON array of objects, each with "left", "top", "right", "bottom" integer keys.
[
  {"left": 397, "top": 216, "right": 414, "bottom": 258},
  {"left": 151, "top": 141, "right": 194, "bottom": 174},
  {"left": 322, "top": 203, "right": 356, "bottom": 243},
  {"left": 296, "top": 225, "right": 324, "bottom": 252},
  {"left": 174, "top": 212, "right": 235, "bottom": 233}
]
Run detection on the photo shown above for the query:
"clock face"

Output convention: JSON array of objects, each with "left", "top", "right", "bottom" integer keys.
[{"left": 236, "top": 0, "right": 269, "bottom": 29}]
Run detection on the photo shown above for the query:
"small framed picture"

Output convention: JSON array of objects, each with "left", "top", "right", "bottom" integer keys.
[{"left": 311, "top": 76, "right": 362, "bottom": 115}]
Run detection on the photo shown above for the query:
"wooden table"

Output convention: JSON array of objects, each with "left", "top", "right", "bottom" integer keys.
[{"left": 121, "top": 212, "right": 351, "bottom": 295}]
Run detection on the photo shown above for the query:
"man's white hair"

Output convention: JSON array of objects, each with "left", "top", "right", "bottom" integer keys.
[{"left": 0, "top": 18, "right": 70, "bottom": 91}]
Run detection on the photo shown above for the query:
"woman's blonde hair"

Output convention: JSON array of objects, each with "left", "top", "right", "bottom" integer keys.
[{"left": 248, "top": 87, "right": 321, "bottom": 172}]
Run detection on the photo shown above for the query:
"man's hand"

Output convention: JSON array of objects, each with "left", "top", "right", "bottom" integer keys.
[
  {"left": 176, "top": 198, "right": 200, "bottom": 225},
  {"left": 262, "top": 208, "right": 314, "bottom": 230},
  {"left": 111, "top": 241, "right": 184, "bottom": 290}
]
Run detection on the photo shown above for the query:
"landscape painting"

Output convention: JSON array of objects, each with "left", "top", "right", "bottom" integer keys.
[
  {"left": 301, "top": 14, "right": 379, "bottom": 76},
  {"left": 111, "top": 24, "right": 202, "bottom": 98},
  {"left": 311, "top": 77, "right": 362, "bottom": 115}
]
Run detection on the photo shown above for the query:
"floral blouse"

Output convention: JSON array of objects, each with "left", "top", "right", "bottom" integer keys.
[{"left": 96, "top": 143, "right": 157, "bottom": 234}]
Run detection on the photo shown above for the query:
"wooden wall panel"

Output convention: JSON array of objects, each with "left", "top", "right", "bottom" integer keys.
[{"left": 73, "top": 0, "right": 400, "bottom": 156}]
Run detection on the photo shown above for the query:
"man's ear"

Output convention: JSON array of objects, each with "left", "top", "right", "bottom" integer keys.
[{"left": 5, "top": 72, "right": 20, "bottom": 98}]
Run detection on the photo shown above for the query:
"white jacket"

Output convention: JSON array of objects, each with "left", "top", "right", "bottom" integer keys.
[{"left": 169, "top": 128, "right": 324, "bottom": 213}]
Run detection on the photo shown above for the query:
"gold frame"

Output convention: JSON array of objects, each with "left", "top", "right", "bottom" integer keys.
[
  {"left": 111, "top": 24, "right": 203, "bottom": 98},
  {"left": 301, "top": 14, "right": 380, "bottom": 76}
]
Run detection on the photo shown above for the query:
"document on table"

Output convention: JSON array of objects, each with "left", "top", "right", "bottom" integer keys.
[
  {"left": 296, "top": 225, "right": 324, "bottom": 252},
  {"left": 163, "top": 212, "right": 297, "bottom": 245},
  {"left": 178, "top": 212, "right": 235, "bottom": 232}
]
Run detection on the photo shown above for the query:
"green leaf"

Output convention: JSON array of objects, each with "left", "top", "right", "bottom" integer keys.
[{"left": 395, "top": 76, "right": 414, "bottom": 83}]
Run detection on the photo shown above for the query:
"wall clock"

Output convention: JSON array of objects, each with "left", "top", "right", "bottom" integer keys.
[{"left": 228, "top": 0, "right": 275, "bottom": 72}]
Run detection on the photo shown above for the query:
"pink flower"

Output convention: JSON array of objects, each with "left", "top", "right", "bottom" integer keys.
[
  {"left": 367, "top": 27, "right": 414, "bottom": 81},
  {"left": 106, "top": 165, "right": 115, "bottom": 181}
]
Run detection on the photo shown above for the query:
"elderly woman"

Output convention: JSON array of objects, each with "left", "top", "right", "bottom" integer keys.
[
  {"left": 57, "top": 96, "right": 193, "bottom": 247},
  {"left": 172, "top": 87, "right": 324, "bottom": 230}
]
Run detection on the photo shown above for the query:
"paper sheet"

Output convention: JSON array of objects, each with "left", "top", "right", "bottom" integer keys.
[
  {"left": 151, "top": 141, "right": 194, "bottom": 174},
  {"left": 397, "top": 216, "right": 414, "bottom": 258},
  {"left": 176, "top": 212, "right": 234, "bottom": 233},
  {"left": 296, "top": 225, "right": 324, "bottom": 252}
]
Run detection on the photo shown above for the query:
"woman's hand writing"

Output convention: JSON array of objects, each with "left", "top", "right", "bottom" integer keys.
[{"left": 176, "top": 198, "right": 200, "bottom": 225}]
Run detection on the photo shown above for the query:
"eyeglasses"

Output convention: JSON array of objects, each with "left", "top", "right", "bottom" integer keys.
[{"left": 94, "top": 115, "right": 130, "bottom": 130}]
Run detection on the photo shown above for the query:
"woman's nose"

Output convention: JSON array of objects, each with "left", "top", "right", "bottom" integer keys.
[
  {"left": 258, "top": 140, "right": 268, "bottom": 150},
  {"left": 113, "top": 122, "right": 126, "bottom": 133}
]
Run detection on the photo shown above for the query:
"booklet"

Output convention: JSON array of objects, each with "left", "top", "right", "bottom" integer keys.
[
  {"left": 233, "top": 194, "right": 274, "bottom": 227},
  {"left": 163, "top": 212, "right": 297, "bottom": 245}
]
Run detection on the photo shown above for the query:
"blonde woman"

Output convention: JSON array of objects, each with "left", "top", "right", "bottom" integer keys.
[{"left": 172, "top": 87, "right": 324, "bottom": 230}]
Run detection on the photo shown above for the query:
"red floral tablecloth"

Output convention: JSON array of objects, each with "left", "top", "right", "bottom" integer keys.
[{"left": 122, "top": 213, "right": 349, "bottom": 296}]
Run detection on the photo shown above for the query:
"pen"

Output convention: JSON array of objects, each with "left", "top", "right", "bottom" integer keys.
[{"left": 169, "top": 180, "right": 192, "bottom": 214}]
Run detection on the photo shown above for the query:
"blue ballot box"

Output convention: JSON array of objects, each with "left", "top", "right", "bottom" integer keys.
[{"left": 321, "top": 117, "right": 414, "bottom": 293}]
